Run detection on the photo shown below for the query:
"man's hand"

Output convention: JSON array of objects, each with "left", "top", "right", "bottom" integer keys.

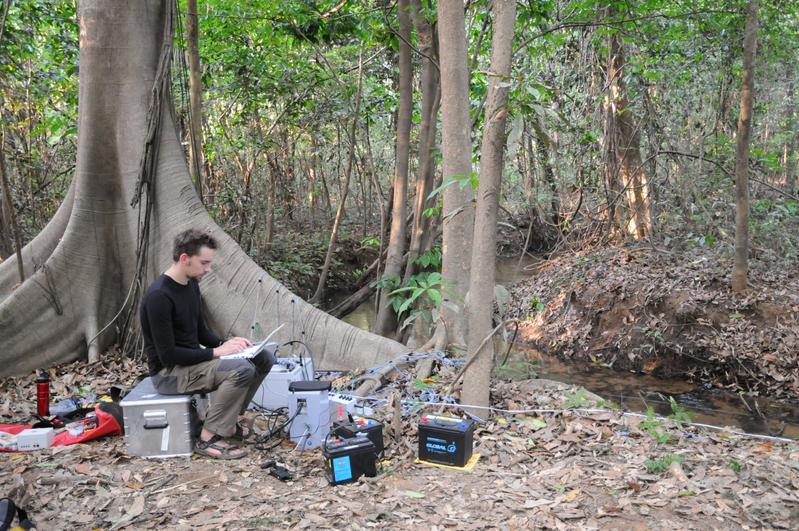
[{"left": 213, "top": 337, "right": 253, "bottom": 357}]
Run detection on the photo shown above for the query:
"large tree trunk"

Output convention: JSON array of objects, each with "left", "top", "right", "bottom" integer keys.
[
  {"left": 437, "top": 0, "right": 475, "bottom": 350},
  {"left": 0, "top": 0, "right": 403, "bottom": 377},
  {"left": 732, "top": 0, "right": 758, "bottom": 293},
  {"left": 461, "top": 0, "right": 515, "bottom": 411},
  {"left": 373, "top": 0, "right": 412, "bottom": 337}
]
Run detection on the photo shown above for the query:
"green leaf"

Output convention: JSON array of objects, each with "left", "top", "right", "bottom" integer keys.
[
  {"left": 426, "top": 271, "right": 442, "bottom": 285},
  {"left": 398, "top": 296, "right": 415, "bottom": 316},
  {"left": 528, "top": 418, "right": 547, "bottom": 430},
  {"left": 427, "top": 176, "right": 458, "bottom": 200},
  {"left": 428, "top": 289, "right": 442, "bottom": 306}
]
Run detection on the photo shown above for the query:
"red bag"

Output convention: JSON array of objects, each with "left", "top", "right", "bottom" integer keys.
[{"left": 0, "top": 402, "right": 122, "bottom": 452}]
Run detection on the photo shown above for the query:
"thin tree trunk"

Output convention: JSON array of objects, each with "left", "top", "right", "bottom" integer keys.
[
  {"left": 264, "top": 156, "right": 276, "bottom": 251},
  {"left": 732, "top": 0, "right": 758, "bottom": 293},
  {"left": 282, "top": 129, "right": 296, "bottom": 220},
  {"left": 0, "top": 128, "right": 24, "bottom": 282},
  {"left": 461, "top": 0, "right": 515, "bottom": 412},
  {"left": 185, "top": 0, "right": 205, "bottom": 200},
  {"left": 401, "top": 89, "right": 440, "bottom": 284},
  {"left": 530, "top": 117, "right": 560, "bottom": 228},
  {"left": 374, "top": 0, "right": 412, "bottom": 337},
  {"left": 355, "top": 150, "right": 368, "bottom": 240},
  {"left": 0, "top": 143, "right": 13, "bottom": 259},
  {"left": 363, "top": 119, "right": 389, "bottom": 290},
  {"left": 335, "top": 123, "right": 342, "bottom": 199},
  {"left": 785, "top": 67, "right": 797, "bottom": 196},
  {"left": 437, "top": 0, "right": 475, "bottom": 350},
  {"left": 234, "top": 154, "right": 255, "bottom": 244},
  {"left": 605, "top": 13, "right": 653, "bottom": 239},
  {"left": 310, "top": 49, "right": 365, "bottom": 305},
  {"left": 311, "top": 135, "right": 332, "bottom": 219},
  {"left": 524, "top": 123, "right": 538, "bottom": 211},
  {"left": 305, "top": 152, "right": 317, "bottom": 229},
  {"left": 0, "top": 199, "right": 12, "bottom": 259},
  {"left": 402, "top": 0, "right": 441, "bottom": 288}
]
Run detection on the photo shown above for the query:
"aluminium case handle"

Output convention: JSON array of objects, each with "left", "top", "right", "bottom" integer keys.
[{"left": 143, "top": 409, "right": 169, "bottom": 430}]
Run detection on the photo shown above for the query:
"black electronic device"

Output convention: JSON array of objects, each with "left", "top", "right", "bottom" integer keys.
[
  {"left": 332, "top": 416, "right": 384, "bottom": 455},
  {"left": 322, "top": 435, "right": 377, "bottom": 485},
  {"left": 417, "top": 414, "right": 475, "bottom": 467},
  {"left": 269, "top": 466, "right": 292, "bottom": 481},
  {"left": 261, "top": 460, "right": 292, "bottom": 481}
]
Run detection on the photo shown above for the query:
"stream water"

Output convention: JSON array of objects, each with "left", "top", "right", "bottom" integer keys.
[{"left": 342, "top": 256, "right": 799, "bottom": 439}]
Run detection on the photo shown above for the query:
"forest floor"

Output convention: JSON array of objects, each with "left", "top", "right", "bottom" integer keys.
[
  {"left": 2, "top": 354, "right": 798, "bottom": 529},
  {"left": 506, "top": 243, "right": 799, "bottom": 401}
]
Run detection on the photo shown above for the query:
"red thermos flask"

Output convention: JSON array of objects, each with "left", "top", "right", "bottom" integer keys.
[{"left": 36, "top": 369, "right": 50, "bottom": 416}]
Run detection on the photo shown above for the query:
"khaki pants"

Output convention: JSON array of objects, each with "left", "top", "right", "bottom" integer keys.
[{"left": 152, "top": 349, "right": 274, "bottom": 437}]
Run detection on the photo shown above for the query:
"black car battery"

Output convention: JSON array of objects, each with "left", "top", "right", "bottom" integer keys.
[
  {"left": 322, "top": 435, "right": 377, "bottom": 485},
  {"left": 332, "top": 416, "right": 384, "bottom": 455},
  {"left": 418, "top": 414, "right": 475, "bottom": 467}
]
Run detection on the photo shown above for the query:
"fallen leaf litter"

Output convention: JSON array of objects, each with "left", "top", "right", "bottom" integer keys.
[{"left": 1, "top": 353, "right": 798, "bottom": 529}]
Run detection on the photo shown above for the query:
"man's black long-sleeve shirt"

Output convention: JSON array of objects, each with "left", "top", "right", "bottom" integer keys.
[{"left": 140, "top": 274, "right": 223, "bottom": 375}]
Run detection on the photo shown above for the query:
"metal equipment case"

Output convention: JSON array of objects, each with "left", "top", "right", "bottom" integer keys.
[{"left": 120, "top": 377, "right": 194, "bottom": 458}]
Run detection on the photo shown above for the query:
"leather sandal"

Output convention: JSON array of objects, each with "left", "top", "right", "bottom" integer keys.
[
  {"left": 195, "top": 434, "right": 247, "bottom": 460},
  {"left": 230, "top": 417, "right": 255, "bottom": 442}
]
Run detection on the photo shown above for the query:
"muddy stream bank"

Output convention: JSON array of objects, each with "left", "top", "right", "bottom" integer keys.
[{"left": 342, "top": 256, "right": 799, "bottom": 439}]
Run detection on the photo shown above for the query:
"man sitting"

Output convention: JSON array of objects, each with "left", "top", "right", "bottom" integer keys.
[{"left": 140, "top": 229, "right": 273, "bottom": 459}]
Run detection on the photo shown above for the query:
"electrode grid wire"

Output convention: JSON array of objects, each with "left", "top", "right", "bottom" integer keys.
[
  {"left": 344, "top": 351, "right": 458, "bottom": 391},
  {"left": 396, "top": 401, "right": 796, "bottom": 444},
  {"left": 340, "top": 350, "right": 795, "bottom": 443}
]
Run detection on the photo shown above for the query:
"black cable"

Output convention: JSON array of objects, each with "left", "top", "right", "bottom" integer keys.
[
  {"left": 253, "top": 403, "right": 302, "bottom": 452},
  {"left": 250, "top": 406, "right": 288, "bottom": 437},
  {"left": 279, "top": 340, "right": 314, "bottom": 380}
]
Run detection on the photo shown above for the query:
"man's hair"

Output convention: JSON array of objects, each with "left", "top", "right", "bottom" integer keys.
[{"left": 172, "top": 229, "right": 217, "bottom": 261}]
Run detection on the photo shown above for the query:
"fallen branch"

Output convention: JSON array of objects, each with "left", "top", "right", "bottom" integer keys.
[
  {"left": 352, "top": 351, "right": 436, "bottom": 397},
  {"left": 450, "top": 319, "right": 517, "bottom": 395},
  {"left": 329, "top": 282, "right": 375, "bottom": 318}
]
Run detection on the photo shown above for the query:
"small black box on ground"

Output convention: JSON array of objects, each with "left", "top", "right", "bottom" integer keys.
[
  {"left": 322, "top": 436, "right": 377, "bottom": 485},
  {"left": 332, "top": 416, "right": 384, "bottom": 455},
  {"left": 418, "top": 415, "right": 475, "bottom": 467}
]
